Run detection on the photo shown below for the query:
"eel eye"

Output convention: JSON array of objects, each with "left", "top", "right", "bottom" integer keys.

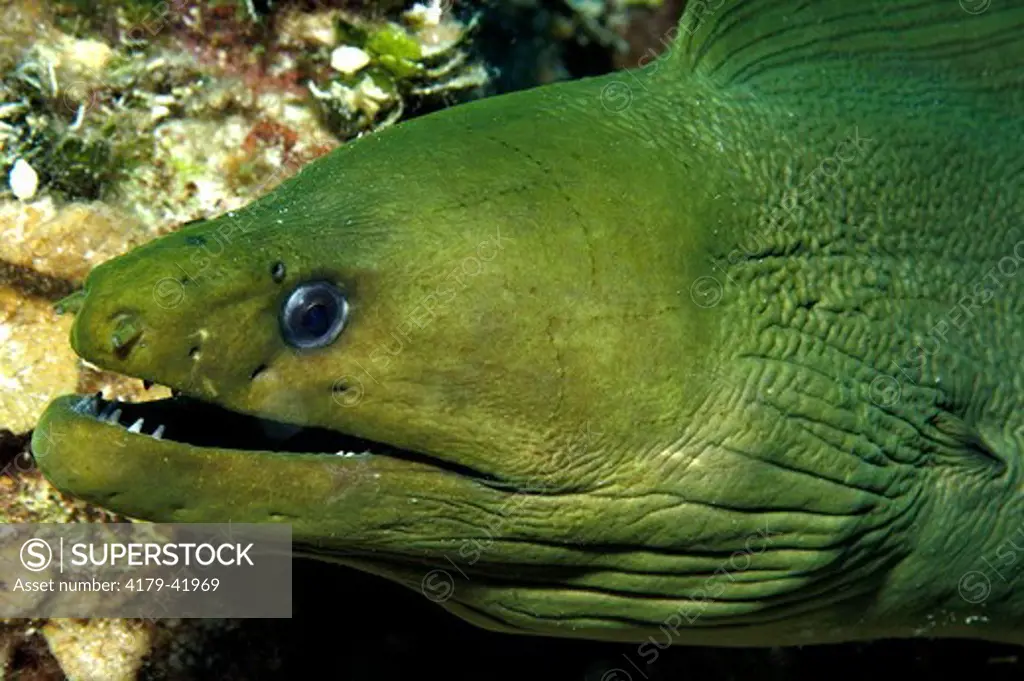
[{"left": 280, "top": 281, "right": 349, "bottom": 349}]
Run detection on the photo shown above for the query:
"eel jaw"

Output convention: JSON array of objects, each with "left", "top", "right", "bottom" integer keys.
[
  {"left": 42, "top": 391, "right": 498, "bottom": 470},
  {"left": 32, "top": 390, "right": 501, "bottom": 528},
  {"left": 61, "top": 391, "right": 381, "bottom": 458}
]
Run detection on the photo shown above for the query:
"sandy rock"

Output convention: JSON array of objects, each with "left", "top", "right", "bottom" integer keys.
[
  {"left": 42, "top": 619, "right": 151, "bottom": 681},
  {"left": 0, "top": 291, "right": 77, "bottom": 434},
  {"left": 0, "top": 198, "right": 147, "bottom": 281},
  {"left": 0, "top": 199, "right": 146, "bottom": 434}
]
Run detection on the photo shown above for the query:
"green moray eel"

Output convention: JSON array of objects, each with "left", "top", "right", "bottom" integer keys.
[{"left": 31, "top": 0, "right": 1024, "bottom": 646}]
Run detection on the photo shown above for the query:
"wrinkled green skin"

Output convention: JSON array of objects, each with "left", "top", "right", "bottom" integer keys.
[{"left": 33, "top": 1, "right": 1024, "bottom": 648}]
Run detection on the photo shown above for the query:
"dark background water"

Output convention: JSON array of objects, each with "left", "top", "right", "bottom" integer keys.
[{"left": 137, "top": 558, "right": 1024, "bottom": 680}]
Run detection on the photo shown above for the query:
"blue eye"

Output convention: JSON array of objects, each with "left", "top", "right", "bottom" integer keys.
[{"left": 280, "top": 281, "right": 349, "bottom": 349}]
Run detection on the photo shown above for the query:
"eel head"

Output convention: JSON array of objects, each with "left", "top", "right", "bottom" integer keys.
[{"left": 32, "top": 77, "right": 730, "bottom": 640}]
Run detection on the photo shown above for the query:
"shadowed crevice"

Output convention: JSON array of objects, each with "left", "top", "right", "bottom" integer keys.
[{"left": 0, "top": 258, "right": 79, "bottom": 302}]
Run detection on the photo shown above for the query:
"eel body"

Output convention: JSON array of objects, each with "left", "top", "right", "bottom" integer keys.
[{"left": 33, "top": 0, "right": 1024, "bottom": 646}]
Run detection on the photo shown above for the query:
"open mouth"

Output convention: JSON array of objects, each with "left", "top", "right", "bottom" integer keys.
[
  {"left": 66, "top": 390, "right": 497, "bottom": 482},
  {"left": 69, "top": 391, "right": 373, "bottom": 455}
]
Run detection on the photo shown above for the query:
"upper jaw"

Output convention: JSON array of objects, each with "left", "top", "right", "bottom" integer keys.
[
  {"left": 72, "top": 392, "right": 168, "bottom": 441},
  {"left": 61, "top": 391, "right": 380, "bottom": 458}
]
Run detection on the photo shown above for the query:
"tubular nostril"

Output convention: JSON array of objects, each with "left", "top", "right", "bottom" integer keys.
[{"left": 110, "top": 313, "right": 144, "bottom": 361}]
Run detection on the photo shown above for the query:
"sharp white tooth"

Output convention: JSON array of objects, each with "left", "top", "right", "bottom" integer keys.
[
  {"left": 99, "top": 403, "right": 115, "bottom": 421},
  {"left": 152, "top": 425, "right": 165, "bottom": 440},
  {"left": 127, "top": 418, "right": 144, "bottom": 434},
  {"left": 109, "top": 408, "right": 122, "bottom": 425},
  {"left": 76, "top": 395, "right": 93, "bottom": 414}
]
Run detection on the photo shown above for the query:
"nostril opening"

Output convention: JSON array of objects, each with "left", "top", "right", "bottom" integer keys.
[
  {"left": 112, "top": 333, "right": 141, "bottom": 360},
  {"left": 249, "top": 364, "right": 268, "bottom": 380},
  {"left": 111, "top": 314, "right": 143, "bottom": 361},
  {"left": 188, "top": 346, "right": 201, "bottom": 359}
]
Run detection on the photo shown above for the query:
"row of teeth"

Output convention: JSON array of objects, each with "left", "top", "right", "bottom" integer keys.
[
  {"left": 75, "top": 394, "right": 165, "bottom": 440},
  {"left": 76, "top": 393, "right": 372, "bottom": 456}
]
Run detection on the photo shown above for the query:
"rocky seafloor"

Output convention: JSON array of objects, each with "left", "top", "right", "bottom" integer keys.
[{"left": 1, "top": 0, "right": 1023, "bottom": 679}]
